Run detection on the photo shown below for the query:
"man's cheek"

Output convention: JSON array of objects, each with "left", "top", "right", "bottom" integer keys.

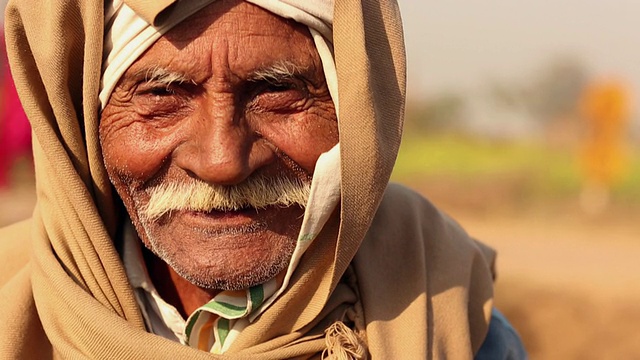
[
  {"left": 283, "top": 124, "right": 338, "bottom": 172},
  {"left": 101, "top": 128, "right": 169, "bottom": 183}
]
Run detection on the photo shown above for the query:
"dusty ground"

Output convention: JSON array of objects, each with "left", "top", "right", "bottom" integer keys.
[
  {"left": 2, "top": 172, "right": 639, "bottom": 359},
  {"left": 456, "top": 212, "right": 640, "bottom": 360},
  {"left": 421, "top": 182, "right": 640, "bottom": 360}
]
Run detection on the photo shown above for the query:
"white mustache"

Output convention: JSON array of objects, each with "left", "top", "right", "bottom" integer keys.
[{"left": 143, "top": 174, "right": 310, "bottom": 221}]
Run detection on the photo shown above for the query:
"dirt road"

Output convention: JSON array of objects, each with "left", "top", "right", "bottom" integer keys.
[{"left": 450, "top": 208, "right": 640, "bottom": 360}]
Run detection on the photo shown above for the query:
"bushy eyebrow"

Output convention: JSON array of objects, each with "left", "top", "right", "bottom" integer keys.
[
  {"left": 134, "top": 66, "right": 196, "bottom": 87},
  {"left": 248, "top": 61, "right": 305, "bottom": 83},
  {"left": 130, "top": 61, "right": 310, "bottom": 88}
]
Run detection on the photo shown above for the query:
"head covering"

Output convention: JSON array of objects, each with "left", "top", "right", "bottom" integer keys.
[{"left": 0, "top": 0, "right": 496, "bottom": 358}]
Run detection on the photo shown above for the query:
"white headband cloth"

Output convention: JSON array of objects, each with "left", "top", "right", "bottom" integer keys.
[{"left": 100, "top": 0, "right": 338, "bottom": 111}]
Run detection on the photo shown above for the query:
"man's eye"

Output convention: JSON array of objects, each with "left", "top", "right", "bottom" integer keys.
[
  {"left": 264, "top": 82, "right": 295, "bottom": 93},
  {"left": 248, "top": 82, "right": 307, "bottom": 113},
  {"left": 144, "top": 86, "right": 176, "bottom": 97},
  {"left": 131, "top": 83, "right": 190, "bottom": 118},
  {"left": 152, "top": 87, "right": 174, "bottom": 96}
]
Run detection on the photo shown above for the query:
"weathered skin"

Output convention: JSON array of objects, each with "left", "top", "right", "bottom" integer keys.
[{"left": 100, "top": 0, "right": 338, "bottom": 316}]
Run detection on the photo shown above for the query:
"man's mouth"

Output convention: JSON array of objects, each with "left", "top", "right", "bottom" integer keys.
[
  {"left": 185, "top": 208, "right": 264, "bottom": 222},
  {"left": 188, "top": 207, "right": 257, "bottom": 219},
  {"left": 176, "top": 206, "right": 257, "bottom": 222},
  {"left": 153, "top": 207, "right": 270, "bottom": 236}
]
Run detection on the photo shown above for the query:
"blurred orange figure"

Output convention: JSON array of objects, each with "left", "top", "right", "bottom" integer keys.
[{"left": 579, "top": 79, "right": 631, "bottom": 213}]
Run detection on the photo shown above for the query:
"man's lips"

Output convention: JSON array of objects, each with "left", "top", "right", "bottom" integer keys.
[
  {"left": 157, "top": 207, "right": 270, "bottom": 237},
  {"left": 147, "top": 205, "right": 304, "bottom": 236},
  {"left": 177, "top": 207, "right": 260, "bottom": 226},
  {"left": 189, "top": 207, "right": 256, "bottom": 217}
]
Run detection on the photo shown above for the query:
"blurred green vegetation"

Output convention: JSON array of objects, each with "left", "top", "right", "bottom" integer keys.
[{"left": 392, "top": 135, "right": 640, "bottom": 204}]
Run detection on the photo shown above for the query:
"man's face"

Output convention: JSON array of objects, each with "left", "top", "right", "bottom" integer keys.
[{"left": 100, "top": 0, "right": 338, "bottom": 290}]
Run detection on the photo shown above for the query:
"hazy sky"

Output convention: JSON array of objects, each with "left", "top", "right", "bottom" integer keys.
[{"left": 398, "top": 0, "right": 640, "bottom": 108}]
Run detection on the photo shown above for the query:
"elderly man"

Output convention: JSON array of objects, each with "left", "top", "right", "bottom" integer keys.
[{"left": 0, "top": 0, "right": 524, "bottom": 358}]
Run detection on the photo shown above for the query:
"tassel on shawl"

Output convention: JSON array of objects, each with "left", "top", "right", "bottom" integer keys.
[
  {"left": 322, "top": 321, "right": 367, "bottom": 360},
  {"left": 321, "top": 265, "right": 369, "bottom": 359}
]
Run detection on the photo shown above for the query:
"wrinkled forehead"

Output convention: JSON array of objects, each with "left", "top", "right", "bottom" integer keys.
[
  {"left": 100, "top": 0, "right": 337, "bottom": 111},
  {"left": 153, "top": 3, "right": 315, "bottom": 66}
]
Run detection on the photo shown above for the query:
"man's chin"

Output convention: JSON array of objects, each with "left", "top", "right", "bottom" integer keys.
[
  {"left": 124, "top": 199, "right": 303, "bottom": 293},
  {"left": 171, "top": 260, "right": 287, "bottom": 291},
  {"left": 135, "top": 210, "right": 300, "bottom": 291},
  {"left": 148, "top": 238, "right": 294, "bottom": 291}
]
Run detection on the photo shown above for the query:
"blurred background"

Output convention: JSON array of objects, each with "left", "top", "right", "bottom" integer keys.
[
  {"left": 0, "top": 1, "right": 638, "bottom": 359},
  {"left": 0, "top": 0, "right": 34, "bottom": 227},
  {"left": 394, "top": 1, "right": 640, "bottom": 359}
]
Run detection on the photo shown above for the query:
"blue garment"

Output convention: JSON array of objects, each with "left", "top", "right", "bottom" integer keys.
[{"left": 475, "top": 308, "right": 527, "bottom": 360}]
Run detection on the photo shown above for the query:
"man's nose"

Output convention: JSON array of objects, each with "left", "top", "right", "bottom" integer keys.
[{"left": 173, "top": 104, "right": 273, "bottom": 185}]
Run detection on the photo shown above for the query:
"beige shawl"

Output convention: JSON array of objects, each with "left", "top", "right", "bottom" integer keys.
[{"left": 0, "top": 0, "right": 495, "bottom": 358}]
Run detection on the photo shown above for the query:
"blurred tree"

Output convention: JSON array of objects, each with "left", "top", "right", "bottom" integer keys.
[
  {"left": 488, "top": 57, "right": 588, "bottom": 121},
  {"left": 526, "top": 58, "right": 589, "bottom": 121},
  {"left": 489, "top": 82, "right": 524, "bottom": 109},
  {"left": 404, "top": 94, "right": 466, "bottom": 135},
  {"left": 485, "top": 57, "right": 589, "bottom": 146}
]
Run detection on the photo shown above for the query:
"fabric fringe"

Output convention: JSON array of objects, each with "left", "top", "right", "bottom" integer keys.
[
  {"left": 322, "top": 321, "right": 368, "bottom": 360},
  {"left": 321, "top": 264, "right": 369, "bottom": 360}
]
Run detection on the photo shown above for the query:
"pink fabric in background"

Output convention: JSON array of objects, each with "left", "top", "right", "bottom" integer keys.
[{"left": 0, "top": 33, "right": 32, "bottom": 188}]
